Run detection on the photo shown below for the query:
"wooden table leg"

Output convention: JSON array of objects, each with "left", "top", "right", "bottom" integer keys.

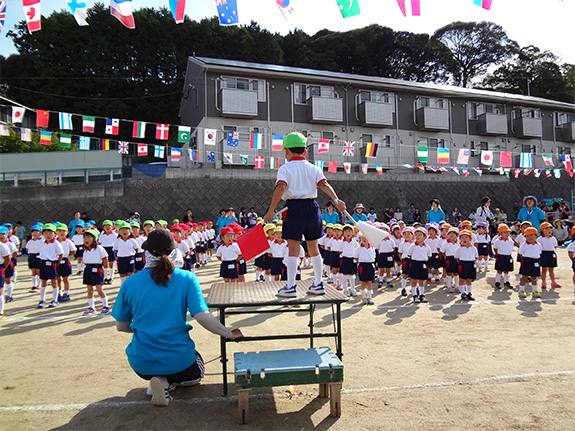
[
  {"left": 237, "top": 389, "right": 250, "bottom": 424},
  {"left": 329, "top": 383, "right": 342, "bottom": 417},
  {"left": 318, "top": 383, "right": 329, "bottom": 398}
]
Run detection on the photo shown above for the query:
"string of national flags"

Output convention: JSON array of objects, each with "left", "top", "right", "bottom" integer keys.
[{"left": 0, "top": 0, "right": 499, "bottom": 35}]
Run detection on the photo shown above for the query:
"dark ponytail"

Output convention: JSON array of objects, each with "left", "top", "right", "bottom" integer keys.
[{"left": 151, "top": 255, "right": 174, "bottom": 287}]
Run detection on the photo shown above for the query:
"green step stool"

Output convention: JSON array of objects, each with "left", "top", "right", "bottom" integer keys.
[{"left": 234, "top": 347, "right": 344, "bottom": 424}]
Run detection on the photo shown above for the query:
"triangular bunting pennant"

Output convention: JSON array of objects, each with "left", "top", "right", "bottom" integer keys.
[
  {"left": 514, "top": 169, "right": 521, "bottom": 178},
  {"left": 224, "top": 153, "right": 233, "bottom": 164},
  {"left": 452, "top": 166, "right": 460, "bottom": 175},
  {"left": 240, "top": 154, "right": 248, "bottom": 166},
  {"left": 374, "top": 164, "right": 383, "bottom": 175}
]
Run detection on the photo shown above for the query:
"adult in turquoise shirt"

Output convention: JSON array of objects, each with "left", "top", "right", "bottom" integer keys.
[
  {"left": 517, "top": 195, "right": 546, "bottom": 232},
  {"left": 112, "top": 230, "right": 243, "bottom": 406},
  {"left": 427, "top": 199, "right": 446, "bottom": 223},
  {"left": 321, "top": 201, "right": 340, "bottom": 224},
  {"left": 351, "top": 203, "right": 368, "bottom": 222}
]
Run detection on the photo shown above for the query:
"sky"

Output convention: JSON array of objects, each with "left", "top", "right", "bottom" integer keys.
[{"left": 1, "top": 0, "right": 574, "bottom": 65}]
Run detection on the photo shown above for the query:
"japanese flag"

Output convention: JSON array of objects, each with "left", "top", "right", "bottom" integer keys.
[
  {"left": 481, "top": 150, "right": 493, "bottom": 166},
  {"left": 344, "top": 162, "right": 351, "bottom": 174}
]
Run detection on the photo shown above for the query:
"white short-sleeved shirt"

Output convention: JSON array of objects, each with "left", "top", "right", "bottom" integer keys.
[
  {"left": 216, "top": 243, "right": 242, "bottom": 261},
  {"left": 114, "top": 238, "right": 139, "bottom": 257},
  {"left": 455, "top": 245, "right": 478, "bottom": 261},
  {"left": 26, "top": 238, "right": 43, "bottom": 254},
  {"left": 3, "top": 240, "right": 17, "bottom": 256},
  {"left": 177, "top": 241, "right": 190, "bottom": 256},
  {"left": 515, "top": 233, "right": 526, "bottom": 247},
  {"left": 519, "top": 242, "right": 542, "bottom": 259},
  {"left": 476, "top": 233, "right": 491, "bottom": 244},
  {"left": 59, "top": 238, "right": 77, "bottom": 256},
  {"left": 184, "top": 237, "right": 195, "bottom": 251},
  {"left": 9, "top": 235, "right": 20, "bottom": 247},
  {"left": 408, "top": 243, "right": 432, "bottom": 261},
  {"left": 0, "top": 242, "right": 10, "bottom": 259},
  {"left": 398, "top": 240, "right": 412, "bottom": 257},
  {"left": 391, "top": 235, "right": 402, "bottom": 248},
  {"left": 492, "top": 237, "right": 514, "bottom": 255},
  {"left": 99, "top": 232, "right": 117, "bottom": 247},
  {"left": 38, "top": 239, "right": 64, "bottom": 261},
  {"left": 441, "top": 241, "right": 459, "bottom": 257},
  {"left": 378, "top": 237, "right": 395, "bottom": 253},
  {"left": 269, "top": 240, "right": 288, "bottom": 258},
  {"left": 340, "top": 239, "right": 359, "bottom": 258},
  {"left": 425, "top": 237, "right": 442, "bottom": 254},
  {"left": 71, "top": 234, "right": 84, "bottom": 246},
  {"left": 330, "top": 237, "right": 344, "bottom": 253},
  {"left": 133, "top": 236, "right": 145, "bottom": 251},
  {"left": 82, "top": 245, "right": 108, "bottom": 264},
  {"left": 537, "top": 236, "right": 557, "bottom": 251},
  {"left": 276, "top": 158, "right": 326, "bottom": 200},
  {"left": 354, "top": 245, "right": 376, "bottom": 263},
  {"left": 567, "top": 241, "right": 575, "bottom": 254}
]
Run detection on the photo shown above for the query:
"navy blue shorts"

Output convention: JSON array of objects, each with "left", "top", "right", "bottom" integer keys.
[
  {"left": 330, "top": 251, "right": 341, "bottom": 268},
  {"left": 458, "top": 260, "right": 477, "bottom": 280},
  {"left": 495, "top": 254, "right": 514, "bottom": 272},
  {"left": 220, "top": 260, "right": 239, "bottom": 279},
  {"left": 104, "top": 246, "right": 116, "bottom": 262},
  {"left": 28, "top": 253, "right": 40, "bottom": 269},
  {"left": 409, "top": 260, "right": 428, "bottom": 281},
  {"left": 11, "top": 257, "right": 17, "bottom": 267},
  {"left": 208, "top": 240, "right": 215, "bottom": 250},
  {"left": 477, "top": 243, "right": 489, "bottom": 257},
  {"left": 39, "top": 260, "right": 58, "bottom": 280},
  {"left": 117, "top": 256, "right": 135, "bottom": 275},
  {"left": 254, "top": 254, "right": 265, "bottom": 269},
  {"left": 74, "top": 245, "right": 84, "bottom": 259},
  {"left": 238, "top": 258, "right": 247, "bottom": 275},
  {"left": 0, "top": 268, "right": 4, "bottom": 287},
  {"left": 271, "top": 257, "right": 285, "bottom": 276},
  {"left": 197, "top": 243, "right": 205, "bottom": 253},
  {"left": 393, "top": 248, "right": 401, "bottom": 262},
  {"left": 283, "top": 199, "right": 323, "bottom": 241},
  {"left": 340, "top": 256, "right": 357, "bottom": 275},
  {"left": 4, "top": 261, "right": 14, "bottom": 279},
  {"left": 401, "top": 258, "right": 411, "bottom": 275},
  {"left": 83, "top": 264, "right": 104, "bottom": 285},
  {"left": 190, "top": 253, "right": 197, "bottom": 265},
  {"left": 540, "top": 250, "right": 557, "bottom": 268},
  {"left": 358, "top": 262, "right": 375, "bottom": 282},
  {"left": 377, "top": 252, "right": 394, "bottom": 268},
  {"left": 520, "top": 257, "right": 540, "bottom": 277},
  {"left": 58, "top": 258, "right": 72, "bottom": 277},
  {"left": 445, "top": 256, "right": 459, "bottom": 274},
  {"left": 323, "top": 249, "right": 331, "bottom": 265},
  {"left": 428, "top": 253, "right": 441, "bottom": 269},
  {"left": 439, "top": 254, "right": 446, "bottom": 268},
  {"left": 134, "top": 252, "right": 145, "bottom": 271}
]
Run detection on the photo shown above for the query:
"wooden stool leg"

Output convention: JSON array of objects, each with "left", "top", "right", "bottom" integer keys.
[
  {"left": 237, "top": 390, "right": 250, "bottom": 424},
  {"left": 318, "top": 383, "right": 329, "bottom": 398},
  {"left": 329, "top": 383, "right": 342, "bottom": 417}
]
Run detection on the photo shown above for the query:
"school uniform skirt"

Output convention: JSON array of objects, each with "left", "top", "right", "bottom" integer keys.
[
  {"left": 271, "top": 257, "right": 285, "bottom": 276},
  {"left": 540, "top": 250, "right": 557, "bottom": 268},
  {"left": 330, "top": 251, "right": 341, "bottom": 269},
  {"left": 401, "top": 258, "right": 411, "bottom": 275},
  {"left": 519, "top": 257, "right": 540, "bottom": 277},
  {"left": 117, "top": 256, "right": 135, "bottom": 274},
  {"left": 83, "top": 264, "right": 104, "bottom": 285},
  {"left": 494, "top": 254, "right": 514, "bottom": 272},
  {"left": 409, "top": 260, "right": 428, "bottom": 281},
  {"left": 358, "top": 262, "right": 375, "bottom": 282},
  {"left": 444, "top": 256, "right": 459, "bottom": 274},
  {"left": 28, "top": 253, "right": 40, "bottom": 269},
  {"left": 458, "top": 261, "right": 477, "bottom": 280},
  {"left": 74, "top": 245, "right": 84, "bottom": 259},
  {"left": 339, "top": 256, "right": 357, "bottom": 275},
  {"left": 134, "top": 252, "right": 145, "bottom": 271},
  {"left": 428, "top": 253, "right": 441, "bottom": 269},
  {"left": 220, "top": 260, "right": 239, "bottom": 279},
  {"left": 39, "top": 260, "right": 58, "bottom": 280},
  {"left": 477, "top": 243, "right": 490, "bottom": 257},
  {"left": 377, "top": 252, "right": 394, "bottom": 269},
  {"left": 57, "top": 258, "right": 72, "bottom": 277},
  {"left": 104, "top": 246, "right": 115, "bottom": 262}
]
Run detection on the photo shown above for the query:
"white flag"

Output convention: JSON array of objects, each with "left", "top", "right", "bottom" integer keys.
[
  {"left": 224, "top": 153, "right": 233, "bottom": 164},
  {"left": 12, "top": 107, "right": 25, "bottom": 124},
  {"left": 344, "top": 162, "right": 351, "bottom": 174},
  {"left": 204, "top": 128, "right": 216, "bottom": 146}
]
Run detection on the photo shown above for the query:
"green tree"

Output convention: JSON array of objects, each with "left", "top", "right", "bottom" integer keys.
[
  {"left": 0, "top": 128, "right": 77, "bottom": 153},
  {"left": 433, "top": 21, "right": 519, "bottom": 87}
]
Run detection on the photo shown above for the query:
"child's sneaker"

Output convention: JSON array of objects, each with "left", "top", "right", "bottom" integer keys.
[
  {"left": 412, "top": 295, "right": 420, "bottom": 303},
  {"left": 362, "top": 298, "right": 368, "bottom": 305},
  {"left": 83, "top": 307, "right": 96, "bottom": 315},
  {"left": 532, "top": 291, "right": 541, "bottom": 299},
  {"left": 150, "top": 376, "right": 171, "bottom": 407},
  {"left": 387, "top": 281, "right": 393, "bottom": 288},
  {"left": 551, "top": 282, "right": 562, "bottom": 288},
  {"left": 518, "top": 291, "right": 527, "bottom": 299},
  {"left": 57, "top": 293, "right": 63, "bottom": 301},
  {"left": 494, "top": 282, "right": 501, "bottom": 289},
  {"left": 0, "top": 313, "right": 4, "bottom": 319},
  {"left": 419, "top": 295, "right": 428, "bottom": 303},
  {"left": 277, "top": 285, "right": 297, "bottom": 298},
  {"left": 367, "top": 298, "right": 374, "bottom": 305},
  {"left": 349, "top": 288, "right": 357, "bottom": 297},
  {"left": 5, "top": 296, "right": 13, "bottom": 303},
  {"left": 76, "top": 270, "right": 83, "bottom": 276},
  {"left": 61, "top": 293, "right": 70, "bottom": 302},
  {"left": 48, "top": 300, "right": 59, "bottom": 308},
  {"left": 29, "top": 286, "right": 40, "bottom": 293},
  {"left": 101, "top": 306, "right": 110, "bottom": 314},
  {"left": 467, "top": 293, "right": 475, "bottom": 301},
  {"left": 504, "top": 281, "right": 512, "bottom": 288},
  {"left": 541, "top": 282, "right": 547, "bottom": 289},
  {"left": 334, "top": 284, "right": 343, "bottom": 291},
  {"left": 377, "top": 281, "right": 383, "bottom": 289},
  {"left": 308, "top": 282, "right": 325, "bottom": 295},
  {"left": 461, "top": 293, "right": 468, "bottom": 301},
  {"left": 37, "top": 300, "right": 46, "bottom": 308},
  {"left": 401, "top": 288, "right": 407, "bottom": 297}
]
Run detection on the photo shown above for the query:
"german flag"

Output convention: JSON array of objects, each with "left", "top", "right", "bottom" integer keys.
[{"left": 366, "top": 142, "right": 378, "bottom": 158}]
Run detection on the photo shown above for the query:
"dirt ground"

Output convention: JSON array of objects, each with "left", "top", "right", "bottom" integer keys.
[{"left": 2, "top": 250, "right": 575, "bottom": 431}]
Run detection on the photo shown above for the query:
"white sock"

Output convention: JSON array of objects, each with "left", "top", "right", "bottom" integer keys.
[
  {"left": 349, "top": 275, "right": 356, "bottom": 291},
  {"left": 52, "top": 287, "right": 58, "bottom": 302},
  {"left": 285, "top": 256, "right": 298, "bottom": 288},
  {"left": 401, "top": 278, "right": 407, "bottom": 289},
  {"left": 39, "top": 286, "right": 46, "bottom": 301},
  {"left": 454, "top": 276, "right": 459, "bottom": 287},
  {"left": 418, "top": 286, "right": 425, "bottom": 296},
  {"left": 458, "top": 285, "right": 464, "bottom": 294},
  {"left": 109, "top": 268, "right": 114, "bottom": 281},
  {"left": 0, "top": 295, "right": 4, "bottom": 314},
  {"left": 519, "top": 285, "right": 525, "bottom": 292},
  {"left": 312, "top": 255, "right": 323, "bottom": 285},
  {"left": 264, "top": 274, "right": 270, "bottom": 282},
  {"left": 6, "top": 283, "right": 13, "bottom": 297},
  {"left": 532, "top": 284, "right": 538, "bottom": 292},
  {"left": 335, "top": 273, "right": 340, "bottom": 286},
  {"left": 12, "top": 271, "right": 17, "bottom": 283},
  {"left": 77, "top": 263, "right": 82, "bottom": 272},
  {"left": 32, "top": 275, "right": 38, "bottom": 287},
  {"left": 445, "top": 276, "right": 451, "bottom": 288},
  {"left": 465, "top": 285, "right": 472, "bottom": 294},
  {"left": 87, "top": 297, "right": 95, "bottom": 308},
  {"left": 366, "top": 289, "right": 372, "bottom": 299},
  {"left": 361, "top": 289, "right": 367, "bottom": 299},
  {"left": 411, "top": 286, "right": 417, "bottom": 296},
  {"left": 504, "top": 274, "right": 509, "bottom": 283},
  {"left": 495, "top": 273, "right": 501, "bottom": 283},
  {"left": 255, "top": 270, "right": 261, "bottom": 281},
  {"left": 102, "top": 296, "right": 109, "bottom": 307},
  {"left": 386, "top": 278, "right": 392, "bottom": 283}
]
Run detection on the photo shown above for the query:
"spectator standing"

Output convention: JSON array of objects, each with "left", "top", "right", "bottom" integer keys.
[
  {"left": 413, "top": 208, "right": 422, "bottom": 223},
  {"left": 321, "top": 201, "right": 341, "bottom": 225},
  {"left": 382, "top": 208, "right": 394, "bottom": 223},
  {"left": 68, "top": 212, "right": 82, "bottom": 236},
  {"left": 475, "top": 196, "right": 494, "bottom": 225},
  {"left": 427, "top": 199, "right": 446, "bottom": 224},
  {"left": 182, "top": 209, "right": 194, "bottom": 223},
  {"left": 407, "top": 204, "right": 416, "bottom": 224},
  {"left": 517, "top": 196, "right": 546, "bottom": 232},
  {"left": 451, "top": 208, "right": 461, "bottom": 224}
]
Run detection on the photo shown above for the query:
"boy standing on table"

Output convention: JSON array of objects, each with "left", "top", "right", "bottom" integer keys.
[{"left": 265, "top": 132, "right": 346, "bottom": 298}]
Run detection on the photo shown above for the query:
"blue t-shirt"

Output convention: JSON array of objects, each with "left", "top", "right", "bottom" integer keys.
[
  {"left": 352, "top": 213, "right": 368, "bottom": 222},
  {"left": 427, "top": 209, "right": 446, "bottom": 223},
  {"left": 517, "top": 207, "right": 546, "bottom": 232},
  {"left": 322, "top": 211, "right": 340, "bottom": 224},
  {"left": 111, "top": 268, "right": 208, "bottom": 375}
]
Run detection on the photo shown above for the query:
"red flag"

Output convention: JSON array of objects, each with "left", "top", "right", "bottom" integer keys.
[
  {"left": 23, "top": 0, "right": 41, "bottom": 32},
  {"left": 255, "top": 155, "right": 264, "bottom": 169},
  {"left": 236, "top": 224, "right": 269, "bottom": 261},
  {"left": 36, "top": 109, "right": 49, "bottom": 128},
  {"left": 499, "top": 151, "right": 512, "bottom": 167},
  {"left": 328, "top": 161, "right": 337, "bottom": 173},
  {"left": 156, "top": 124, "right": 169, "bottom": 140},
  {"left": 567, "top": 169, "right": 574, "bottom": 178},
  {"left": 318, "top": 139, "right": 330, "bottom": 153},
  {"left": 514, "top": 169, "right": 521, "bottom": 178},
  {"left": 137, "top": 144, "right": 147, "bottom": 156}
]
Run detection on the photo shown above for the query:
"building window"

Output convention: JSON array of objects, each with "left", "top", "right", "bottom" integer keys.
[
  {"left": 469, "top": 102, "right": 504, "bottom": 119},
  {"left": 359, "top": 90, "right": 392, "bottom": 104},
  {"left": 416, "top": 96, "right": 446, "bottom": 109},
  {"left": 557, "top": 146, "right": 572, "bottom": 156},
  {"left": 294, "top": 84, "right": 336, "bottom": 104},
  {"left": 555, "top": 112, "right": 575, "bottom": 126},
  {"left": 419, "top": 137, "right": 446, "bottom": 149},
  {"left": 469, "top": 141, "right": 488, "bottom": 156},
  {"left": 220, "top": 76, "right": 265, "bottom": 101},
  {"left": 223, "top": 125, "right": 263, "bottom": 143},
  {"left": 362, "top": 134, "right": 393, "bottom": 148},
  {"left": 514, "top": 107, "right": 541, "bottom": 119}
]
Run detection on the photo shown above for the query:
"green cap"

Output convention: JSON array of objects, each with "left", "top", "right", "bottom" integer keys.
[
  {"left": 143, "top": 220, "right": 154, "bottom": 227},
  {"left": 172, "top": 219, "right": 179, "bottom": 224},
  {"left": 283, "top": 132, "right": 307, "bottom": 149},
  {"left": 130, "top": 221, "right": 141, "bottom": 228},
  {"left": 102, "top": 220, "right": 113, "bottom": 226},
  {"left": 55, "top": 223, "right": 68, "bottom": 231},
  {"left": 115, "top": 220, "right": 123, "bottom": 225},
  {"left": 84, "top": 229, "right": 99, "bottom": 240},
  {"left": 158, "top": 220, "right": 168, "bottom": 226},
  {"left": 42, "top": 223, "right": 56, "bottom": 232},
  {"left": 117, "top": 221, "right": 131, "bottom": 230}
]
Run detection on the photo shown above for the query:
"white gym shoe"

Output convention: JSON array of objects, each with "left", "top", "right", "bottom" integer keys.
[
  {"left": 150, "top": 376, "right": 171, "bottom": 406},
  {"left": 277, "top": 285, "right": 297, "bottom": 298},
  {"left": 308, "top": 281, "right": 326, "bottom": 295}
]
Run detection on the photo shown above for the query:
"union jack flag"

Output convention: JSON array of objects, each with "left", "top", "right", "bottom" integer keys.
[
  {"left": 342, "top": 141, "right": 355, "bottom": 157},
  {"left": 0, "top": 2, "right": 7, "bottom": 33},
  {"left": 118, "top": 141, "right": 129, "bottom": 154}
]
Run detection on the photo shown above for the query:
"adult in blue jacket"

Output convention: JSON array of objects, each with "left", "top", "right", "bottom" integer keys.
[
  {"left": 517, "top": 195, "right": 546, "bottom": 232},
  {"left": 321, "top": 201, "right": 340, "bottom": 224},
  {"left": 351, "top": 203, "right": 368, "bottom": 223},
  {"left": 427, "top": 199, "right": 446, "bottom": 223}
]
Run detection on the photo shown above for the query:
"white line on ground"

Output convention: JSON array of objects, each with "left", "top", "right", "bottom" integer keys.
[{"left": 1, "top": 370, "right": 574, "bottom": 413}]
